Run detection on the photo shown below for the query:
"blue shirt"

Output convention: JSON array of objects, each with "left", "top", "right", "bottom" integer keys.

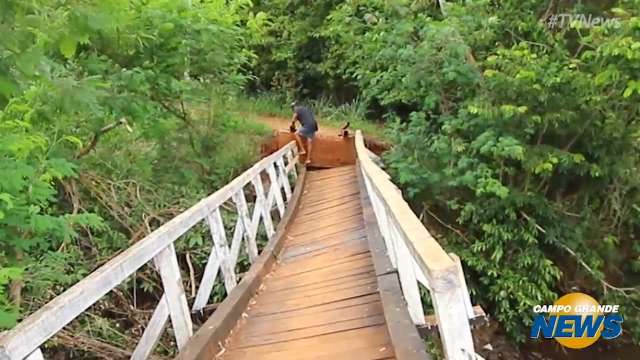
[{"left": 295, "top": 106, "right": 318, "bottom": 131}]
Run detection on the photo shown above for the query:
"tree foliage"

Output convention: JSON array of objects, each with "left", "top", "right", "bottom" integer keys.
[
  {"left": 245, "top": 0, "right": 640, "bottom": 344},
  {"left": 0, "top": 0, "right": 269, "bottom": 353}
]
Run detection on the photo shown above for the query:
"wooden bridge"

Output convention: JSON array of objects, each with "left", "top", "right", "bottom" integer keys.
[{"left": 0, "top": 131, "right": 481, "bottom": 360}]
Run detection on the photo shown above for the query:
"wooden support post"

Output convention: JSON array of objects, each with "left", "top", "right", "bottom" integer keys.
[
  {"left": 267, "top": 164, "right": 285, "bottom": 217},
  {"left": 276, "top": 156, "right": 292, "bottom": 201},
  {"left": 430, "top": 279, "right": 475, "bottom": 360},
  {"left": 153, "top": 244, "right": 193, "bottom": 350},
  {"left": 131, "top": 294, "right": 170, "bottom": 360},
  {"left": 251, "top": 175, "right": 275, "bottom": 239},
  {"left": 233, "top": 190, "right": 258, "bottom": 262},
  {"left": 227, "top": 216, "right": 245, "bottom": 270},
  {"left": 206, "top": 208, "right": 237, "bottom": 293},
  {"left": 414, "top": 258, "right": 430, "bottom": 290},
  {"left": 420, "top": 305, "right": 489, "bottom": 336},
  {"left": 449, "top": 253, "right": 475, "bottom": 320},
  {"left": 390, "top": 221, "right": 425, "bottom": 325},
  {"left": 191, "top": 246, "right": 221, "bottom": 312},
  {"left": 367, "top": 183, "right": 397, "bottom": 268},
  {"left": 285, "top": 148, "right": 298, "bottom": 180}
]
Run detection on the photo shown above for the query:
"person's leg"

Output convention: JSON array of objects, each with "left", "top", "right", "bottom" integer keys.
[
  {"left": 294, "top": 132, "right": 306, "bottom": 155},
  {"left": 306, "top": 137, "right": 313, "bottom": 165}
]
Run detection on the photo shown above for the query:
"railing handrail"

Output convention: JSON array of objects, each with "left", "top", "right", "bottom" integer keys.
[
  {"left": 357, "top": 137, "right": 458, "bottom": 276},
  {"left": 0, "top": 142, "right": 299, "bottom": 360},
  {"left": 355, "top": 131, "right": 476, "bottom": 360}
]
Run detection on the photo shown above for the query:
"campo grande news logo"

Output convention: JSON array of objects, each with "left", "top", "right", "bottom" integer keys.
[{"left": 530, "top": 292, "right": 624, "bottom": 349}]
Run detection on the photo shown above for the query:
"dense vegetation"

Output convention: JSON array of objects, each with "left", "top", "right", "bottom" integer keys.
[
  {"left": 245, "top": 0, "right": 640, "bottom": 347},
  {"left": 2, "top": 0, "right": 639, "bottom": 357},
  {"left": 1, "top": 0, "right": 271, "bottom": 355}
]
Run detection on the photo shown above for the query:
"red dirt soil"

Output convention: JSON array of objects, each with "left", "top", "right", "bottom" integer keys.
[{"left": 257, "top": 115, "right": 388, "bottom": 168}]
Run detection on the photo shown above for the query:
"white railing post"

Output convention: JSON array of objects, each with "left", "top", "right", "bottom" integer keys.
[
  {"left": 153, "top": 244, "right": 193, "bottom": 349},
  {"left": 365, "top": 178, "right": 397, "bottom": 268},
  {"left": 207, "top": 208, "right": 237, "bottom": 292},
  {"left": 233, "top": 190, "right": 258, "bottom": 263},
  {"left": 276, "top": 156, "right": 292, "bottom": 201},
  {"left": 251, "top": 175, "right": 275, "bottom": 239},
  {"left": 449, "top": 253, "right": 475, "bottom": 320},
  {"left": 267, "top": 163, "right": 285, "bottom": 217},
  {"left": 390, "top": 220, "right": 425, "bottom": 325},
  {"left": 430, "top": 277, "right": 475, "bottom": 359},
  {"left": 287, "top": 148, "right": 298, "bottom": 180},
  {"left": 131, "top": 294, "right": 170, "bottom": 360},
  {"left": 192, "top": 242, "right": 221, "bottom": 313}
]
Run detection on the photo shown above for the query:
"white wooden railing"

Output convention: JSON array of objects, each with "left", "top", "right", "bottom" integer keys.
[
  {"left": 0, "top": 142, "right": 299, "bottom": 360},
  {"left": 355, "top": 131, "right": 476, "bottom": 360}
]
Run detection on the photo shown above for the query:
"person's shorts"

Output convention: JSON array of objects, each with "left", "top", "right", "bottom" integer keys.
[{"left": 297, "top": 126, "right": 316, "bottom": 140}]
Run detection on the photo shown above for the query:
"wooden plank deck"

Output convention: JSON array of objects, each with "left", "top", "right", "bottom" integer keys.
[{"left": 218, "top": 166, "right": 395, "bottom": 360}]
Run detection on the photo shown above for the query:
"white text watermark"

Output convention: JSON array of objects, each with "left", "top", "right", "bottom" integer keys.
[{"left": 545, "top": 13, "right": 621, "bottom": 29}]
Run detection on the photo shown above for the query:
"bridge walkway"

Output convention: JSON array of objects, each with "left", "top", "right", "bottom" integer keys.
[{"left": 218, "top": 166, "right": 394, "bottom": 359}]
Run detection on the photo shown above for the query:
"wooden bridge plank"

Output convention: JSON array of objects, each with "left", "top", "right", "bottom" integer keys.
[
  {"left": 273, "top": 251, "right": 372, "bottom": 277},
  {"left": 260, "top": 270, "right": 374, "bottom": 296},
  {"left": 289, "top": 210, "right": 362, "bottom": 230},
  {"left": 223, "top": 325, "right": 391, "bottom": 357},
  {"left": 256, "top": 276, "right": 378, "bottom": 305},
  {"left": 297, "top": 201, "right": 361, "bottom": 215},
  {"left": 221, "top": 344, "right": 395, "bottom": 360},
  {"left": 304, "top": 181, "right": 359, "bottom": 193},
  {"left": 264, "top": 258, "right": 373, "bottom": 286},
  {"left": 281, "top": 234, "right": 368, "bottom": 261},
  {"left": 246, "top": 293, "right": 382, "bottom": 323},
  {"left": 233, "top": 314, "right": 387, "bottom": 348},
  {"left": 286, "top": 221, "right": 364, "bottom": 242},
  {"left": 297, "top": 198, "right": 361, "bottom": 217},
  {"left": 305, "top": 166, "right": 356, "bottom": 181},
  {"left": 303, "top": 177, "right": 359, "bottom": 190},
  {"left": 220, "top": 345, "right": 394, "bottom": 360},
  {"left": 306, "top": 169, "right": 357, "bottom": 182},
  {"left": 241, "top": 301, "right": 384, "bottom": 336},
  {"left": 249, "top": 281, "right": 379, "bottom": 316},
  {"left": 287, "top": 224, "right": 366, "bottom": 243},
  {"left": 278, "top": 239, "right": 370, "bottom": 266},
  {"left": 260, "top": 265, "right": 376, "bottom": 293},
  {"left": 299, "top": 187, "right": 361, "bottom": 204},
  {"left": 287, "top": 217, "right": 363, "bottom": 238},
  {"left": 292, "top": 202, "right": 363, "bottom": 222},
  {"left": 296, "top": 194, "right": 362, "bottom": 215}
]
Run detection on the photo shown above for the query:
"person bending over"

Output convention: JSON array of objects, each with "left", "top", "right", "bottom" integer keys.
[{"left": 290, "top": 101, "right": 318, "bottom": 165}]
